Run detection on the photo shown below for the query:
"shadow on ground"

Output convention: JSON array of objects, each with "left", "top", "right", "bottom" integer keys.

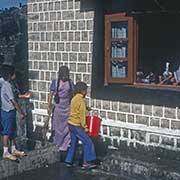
[{"left": 1, "top": 162, "right": 126, "bottom": 180}]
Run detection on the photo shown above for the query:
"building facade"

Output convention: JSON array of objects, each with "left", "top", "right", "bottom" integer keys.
[{"left": 27, "top": 0, "right": 180, "bottom": 151}]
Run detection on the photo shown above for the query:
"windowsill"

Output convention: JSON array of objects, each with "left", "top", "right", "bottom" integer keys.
[
  {"left": 92, "top": 80, "right": 180, "bottom": 107},
  {"left": 134, "top": 82, "right": 180, "bottom": 91}
]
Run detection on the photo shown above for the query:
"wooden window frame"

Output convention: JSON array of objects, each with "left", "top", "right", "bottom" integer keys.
[{"left": 104, "top": 13, "right": 137, "bottom": 85}]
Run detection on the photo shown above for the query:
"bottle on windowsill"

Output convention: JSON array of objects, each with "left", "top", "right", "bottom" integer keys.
[{"left": 163, "top": 62, "right": 171, "bottom": 79}]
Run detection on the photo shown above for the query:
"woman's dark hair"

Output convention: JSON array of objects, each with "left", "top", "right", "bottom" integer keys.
[
  {"left": 54, "top": 66, "right": 70, "bottom": 104},
  {"left": 58, "top": 66, "right": 70, "bottom": 82},
  {"left": 74, "top": 81, "right": 87, "bottom": 94},
  {"left": 1, "top": 65, "right": 15, "bottom": 81},
  {"left": 56, "top": 65, "right": 70, "bottom": 93}
]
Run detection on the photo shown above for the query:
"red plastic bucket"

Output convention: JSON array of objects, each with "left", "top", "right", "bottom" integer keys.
[{"left": 86, "top": 116, "right": 102, "bottom": 137}]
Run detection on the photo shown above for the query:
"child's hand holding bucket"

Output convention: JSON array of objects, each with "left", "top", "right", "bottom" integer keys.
[
  {"left": 86, "top": 106, "right": 92, "bottom": 111},
  {"left": 86, "top": 116, "right": 102, "bottom": 137}
]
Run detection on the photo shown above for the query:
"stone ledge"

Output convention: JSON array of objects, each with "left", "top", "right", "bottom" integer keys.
[
  {"left": 0, "top": 139, "right": 60, "bottom": 179},
  {"left": 100, "top": 148, "right": 180, "bottom": 180},
  {"left": 101, "top": 119, "right": 180, "bottom": 138}
]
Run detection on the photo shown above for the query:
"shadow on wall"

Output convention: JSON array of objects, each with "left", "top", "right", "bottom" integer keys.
[
  {"left": 0, "top": 6, "right": 34, "bottom": 138},
  {"left": 80, "top": 0, "right": 105, "bottom": 91}
]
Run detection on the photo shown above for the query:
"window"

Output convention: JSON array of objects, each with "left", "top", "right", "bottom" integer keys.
[
  {"left": 104, "top": 13, "right": 180, "bottom": 89},
  {"left": 104, "top": 13, "right": 138, "bottom": 85}
]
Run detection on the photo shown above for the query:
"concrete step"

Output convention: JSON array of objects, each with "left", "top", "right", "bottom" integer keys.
[{"left": 0, "top": 138, "right": 60, "bottom": 179}]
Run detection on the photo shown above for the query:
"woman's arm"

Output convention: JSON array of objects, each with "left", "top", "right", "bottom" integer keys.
[
  {"left": 47, "top": 79, "right": 56, "bottom": 114},
  {"left": 18, "top": 91, "right": 32, "bottom": 99},
  {"left": 80, "top": 100, "right": 88, "bottom": 132},
  {"left": 47, "top": 91, "right": 54, "bottom": 115},
  {"left": 11, "top": 99, "right": 25, "bottom": 120}
]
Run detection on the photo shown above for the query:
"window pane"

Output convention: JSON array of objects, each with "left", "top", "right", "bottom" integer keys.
[
  {"left": 111, "top": 21, "right": 128, "bottom": 38},
  {"left": 111, "top": 61, "right": 128, "bottom": 78},
  {"left": 111, "top": 41, "right": 128, "bottom": 58}
]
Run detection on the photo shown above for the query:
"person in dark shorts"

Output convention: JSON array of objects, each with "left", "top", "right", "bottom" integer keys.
[{"left": 0, "top": 66, "right": 26, "bottom": 161}]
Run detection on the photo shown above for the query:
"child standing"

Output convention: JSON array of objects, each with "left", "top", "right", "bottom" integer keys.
[
  {"left": 0, "top": 66, "right": 26, "bottom": 161},
  {"left": 65, "top": 81, "right": 97, "bottom": 169}
]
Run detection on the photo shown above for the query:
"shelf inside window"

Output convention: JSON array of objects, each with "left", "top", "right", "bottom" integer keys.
[
  {"left": 111, "top": 38, "right": 128, "bottom": 41},
  {"left": 111, "top": 21, "right": 128, "bottom": 38},
  {"left": 111, "top": 41, "right": 128, "bottom": 58},
  {"left": 110, "top": 58, "right": 128, "bottom": 62},
  {"left": 111, "top": 61, "right": 128, "bottom": 78}
]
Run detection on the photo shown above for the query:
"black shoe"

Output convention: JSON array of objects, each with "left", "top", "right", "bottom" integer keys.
[
  {"left": 81, "top": 162, "right": 97, "bottom": 170},
  {"left": 60, "top": 151, "right": 67, "bottom": 162},
  {"left": 64, "top": 162, "right": 73, "bottom": 167}
]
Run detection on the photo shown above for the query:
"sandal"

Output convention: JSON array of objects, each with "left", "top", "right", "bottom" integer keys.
[
  {"left": 3, "top": 153, "right": 17, "bottom": 161},
  {"left": 12, "top": 150, "right": 26, "bottom": 157}
]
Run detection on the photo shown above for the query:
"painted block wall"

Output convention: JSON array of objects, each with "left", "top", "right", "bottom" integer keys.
[{"left": 27, "top": 0, "right": 180, "bottom": 151}]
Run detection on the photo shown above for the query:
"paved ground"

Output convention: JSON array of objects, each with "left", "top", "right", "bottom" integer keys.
[
  {"left": 1, "top": 137, "right": 180, "bottom": 180},
  {"left": 1, "top": 162, "right": 128, "bottom": 180}
]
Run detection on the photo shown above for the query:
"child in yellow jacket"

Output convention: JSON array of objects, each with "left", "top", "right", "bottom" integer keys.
[{"left": 65, "top": 81, "right": 96, "bottom": 169}]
